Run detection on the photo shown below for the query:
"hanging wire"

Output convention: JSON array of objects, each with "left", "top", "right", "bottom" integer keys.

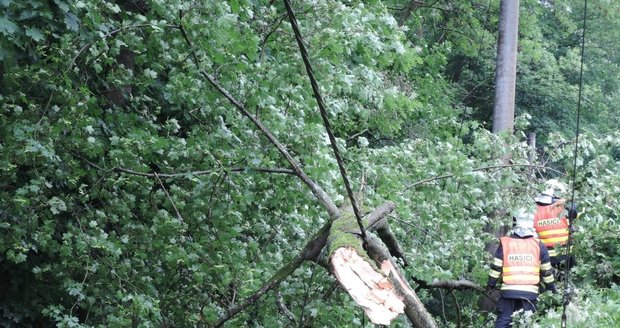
[
  {"left": 561, "top": 0, "right": 588, "bottom": 327},
  {"left": 282, "top": 0, "right": 367, "bottom": 243}
]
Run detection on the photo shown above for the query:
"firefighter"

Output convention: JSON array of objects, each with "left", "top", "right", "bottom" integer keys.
[
  {"left": 533, "top": 179, "right": 578, "bottom": 270},
  {"left": 487, "top": 208, "right": 556, "bottom": 328}
]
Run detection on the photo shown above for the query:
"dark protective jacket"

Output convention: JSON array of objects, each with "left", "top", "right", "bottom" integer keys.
[{"left": 487, "top": 234, "right": 556, "bottom": 300}]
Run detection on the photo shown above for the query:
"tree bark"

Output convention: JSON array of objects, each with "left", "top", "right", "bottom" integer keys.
[
  {"left": 492, "top": 0, "right": 520, "bottom": 133},
  {"left": 398, "top": 0, "right": 423, "bottom": 26},
  {"left": 102, "top": 0, "right": 146, "bottom": 107},
  {"left": 208, "top": 202, "right": 396, "bottom": 327},
  {"left": 327, "top": 209, "right": 438, "bottom": 327},
  {"left": 366, "top": 235, "right": 438, "bottom": 328}
]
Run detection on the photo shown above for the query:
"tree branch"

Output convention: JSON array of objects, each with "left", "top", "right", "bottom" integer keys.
[
  {"left": 321, "top": 280, "right": 340, "bottom": 301},
  {"left": 298, "top": 263, "right": 317, "bottom": 328},
  {"left": 210, "top": 222, "right": 332, "bottom": 327},
  {"left": 410, "top": 277, "right": 498, "bottom": 303},
  {"left": 70, "top": 150, "right": 295, "bottom": 177},
  {"left": 154, "top": 172, "right": 183, "bottom": 223},
  {"left": 261, "top": 13, "right": 288, "bottom": 46},
  {"left": 67, "top": 24, "right": 177, "bottom": 72},
  {"left": 115, "top": 166, "right": 295, "bottom": 177},
  {"left": 178, "top": 21, "right": 340, "bottom": 220},
  {"left": 401, "top": 163, "right": 565, "bottom": 192},
  {"left": 274, "top": 289, "right": 297, "bottom": 324},
  {"left": 364, "top": 203, "right": 408, "bottom": 266},
  {"left": 397, "top": 0, "right": 444, "bottom": 26},
  {"left": 450, "top": 290, "right": 462, "bottom": 328},
  {"left": 346, "top": 128, "right": 369, "bottom": 141},
  {"left": 439, "top": 289, "right": 447, "bottom": 324},
  {"left": 392, "top": 216, "right": 438, "bottom": 239},
  {"left": 397, "top": 0, "right": 422, "bottom": 26},
  {"left": 365, "top": 201, "right": 396, "bottom": 230}
]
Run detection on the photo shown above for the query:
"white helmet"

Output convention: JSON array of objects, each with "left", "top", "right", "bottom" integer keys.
[
  {"left": 512, "top": 208, "right": 537, "bottom": 237},
  {"left": 534, "top": 179, "right": 567, "bottom": 204}
]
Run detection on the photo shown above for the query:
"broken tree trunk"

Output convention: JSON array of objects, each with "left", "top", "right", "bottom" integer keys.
[
  {"left": 327, "top": 207, "right": 438, "bottom": 327},
  {"left": 210, "top": 201, "right": 438, "bottom": 327},
  {"left": 366, "top": 235, "right": 438, "bottom": 328},
  {"left": 182, "top": 20, "right": 437, "bottom": 326}
]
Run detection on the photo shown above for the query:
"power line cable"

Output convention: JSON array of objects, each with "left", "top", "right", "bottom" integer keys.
[
  {"left": 283, "top": 0, "right": 367, "bottom": 243},
  {"left": 561, "top": 0, "right": 588, "bottom": 326}
]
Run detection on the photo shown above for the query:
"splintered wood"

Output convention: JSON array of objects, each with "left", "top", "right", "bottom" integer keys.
[{"left": 331, "top": 247, "right": 405, "bottom": 325}]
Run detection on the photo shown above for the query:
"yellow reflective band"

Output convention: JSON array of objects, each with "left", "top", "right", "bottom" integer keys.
[
  {"left": 541, "top": 262, "right": 552, "bottom": 270},
  {"left": 538, "top": 228, "right": 568, "bottom": 237},
  {"left": 493, "top": 258, "right": 503, "bottom": 266},
  {"left": 501, "top": 284, "right": 539, "bottom": 294},
  {"left": 503, "top": 276, "right": 539, "bottom": 283},
  {"left": 548, "top": 246, "right": 574, "bottom": 258},
  {"left": 489, "top": 269, "right": 501, "bottom": 278},
  {"left": 543, "top": 275, "right": 555, "bottom": 283},
  {"left": 544, "top": 236, "right": 569, "bottom": 243},
  {"left": 503, "top": 266, "right": 539, "bottom": 273}
]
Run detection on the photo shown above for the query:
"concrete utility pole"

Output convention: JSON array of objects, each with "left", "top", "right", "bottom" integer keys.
[
  {"left": 492, "top": 0, "right": 520, "bottom": 133},
  {"left": 482, "top": 0, "right": 522, "bottom": 271}
]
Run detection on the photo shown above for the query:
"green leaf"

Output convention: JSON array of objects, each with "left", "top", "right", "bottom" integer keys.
[
  {"left": 64, "top": 12, "right": 80, "bottom": 31},
  {"left": 0, "top": 16, "right": 18, "bottom": 36},
  {"left": 25, "top": 27, "right": 44, "bottom": 41},
  {"left": 52, "top": 0, "right": 70, "bottom": 13},
  {"left": 230, "top": 0, "right": 240, "bottom": 13},
  {"left": 48, "top": 197, "right": 67, "bottom": 214}
]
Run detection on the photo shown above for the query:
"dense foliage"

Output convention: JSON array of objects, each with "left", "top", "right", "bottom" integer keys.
[{"left": 1, "top": 0, "right": 618, "bottom": 327}]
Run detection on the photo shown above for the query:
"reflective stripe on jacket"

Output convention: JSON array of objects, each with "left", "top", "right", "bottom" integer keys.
[
  {"left": 500, "top": 236, "right": 541, "bottom": 293},
  {"left": 534, "top": 201, "right": 569, "bottom": 249}
]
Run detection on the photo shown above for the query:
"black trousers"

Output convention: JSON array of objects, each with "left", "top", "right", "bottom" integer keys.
[{"left": 495, "top": 297, "right": 537, "bottom": 328}]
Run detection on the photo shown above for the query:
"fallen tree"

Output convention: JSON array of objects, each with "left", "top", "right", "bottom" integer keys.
[
  {"left": 209, "top": 199, "right": 439, "bottom": 327},
  {"left": 327, "top": 204, "right": 437, "bottom": 327},
  {"left": 179, "top": 15, "right": 442, "bottom": 326},
  {"left": 175, "top": 4, "right": 491, "bottom": 326}
]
